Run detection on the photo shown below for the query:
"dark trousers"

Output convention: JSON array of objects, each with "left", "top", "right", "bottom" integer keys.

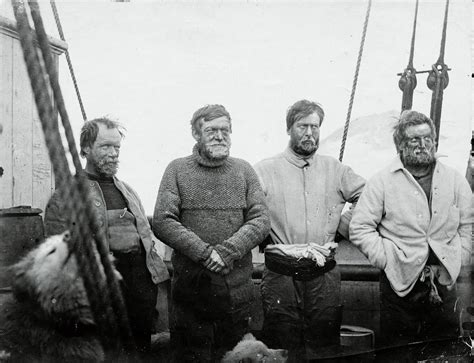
[
  {"left": 113, "top": 246, "right": 158, "bottom": 354},
  {"left": 261, "top": 267, "right": 342, "bottom": 362},
  {"left": 170, "top": 300, "right": 250, "bottom": 363},
  {"left": 379, "top": 272, "right": 459, "bottom": 348}
]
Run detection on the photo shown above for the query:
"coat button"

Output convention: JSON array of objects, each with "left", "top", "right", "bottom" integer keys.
[
  {"left": 90, "top": 182, "right": 94, "bottom": 187},
  {"left": 95, "top": 201, "right": 101, "bottom": 206}
]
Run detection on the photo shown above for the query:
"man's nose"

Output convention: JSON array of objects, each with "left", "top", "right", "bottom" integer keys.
[
  {"left": 214, "top": 130, "right": 223, "bottom": 140},
  {"left": 109, "top": 147, "right": 119, "bottom": 157},
  {"left": 304, "top": 126, "right": 313, "bottom": 136}
]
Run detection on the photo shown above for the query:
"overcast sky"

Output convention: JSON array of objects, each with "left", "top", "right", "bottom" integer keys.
[{"left": 1, "top": 0, "right": 471, "bottom": 213}]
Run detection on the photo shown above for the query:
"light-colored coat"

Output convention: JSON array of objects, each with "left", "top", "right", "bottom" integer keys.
[
  {"left": 349, "top": 157, "right": 472, "bottom": 297},
  {"left": 254, "top": 147, "right": 365, "bottom": 245}
]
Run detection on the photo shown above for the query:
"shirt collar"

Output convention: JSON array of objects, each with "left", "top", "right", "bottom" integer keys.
[{"left": 283, "top": 145, "right": 316, "bottom": 168}]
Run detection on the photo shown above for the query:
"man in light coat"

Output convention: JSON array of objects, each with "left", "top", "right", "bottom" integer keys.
[{"left": 350, "top": 110, "right": 472, "bottom": 346}]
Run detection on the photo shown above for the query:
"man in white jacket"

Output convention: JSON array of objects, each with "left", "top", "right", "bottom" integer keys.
[{"left": 350, "top": 110, "right": 472, "bottom": 346}]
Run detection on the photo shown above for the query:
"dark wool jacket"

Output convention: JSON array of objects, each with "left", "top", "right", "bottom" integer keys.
[
  {"left": 153, "top": 146, "right": 270, "bottom": 308},
  {"left": 44, "top": 174, "right": 169, "bottom": 284}
]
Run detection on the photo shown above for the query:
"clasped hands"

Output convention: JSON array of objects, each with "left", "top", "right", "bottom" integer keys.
[{"left": 204, "top": 249, "right": 229, "bottom": 274}]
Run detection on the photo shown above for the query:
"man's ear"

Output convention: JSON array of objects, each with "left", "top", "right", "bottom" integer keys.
[
  {"left": 192, "top": 128, "right": 201, "bottom": 142},
  {"left": 82, "top": 146, "right": 90, "bottom": 158}
]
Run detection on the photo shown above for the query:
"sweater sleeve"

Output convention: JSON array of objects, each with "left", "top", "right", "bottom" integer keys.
[
  {"left": 349, "top": 176, "right": 388, "bottom": 270},
  {"left": 213, "top": 163, "right": 271, "bottom": 267},
  {"left": 152, "top": 162, "right": 213, "bottom": 263}
]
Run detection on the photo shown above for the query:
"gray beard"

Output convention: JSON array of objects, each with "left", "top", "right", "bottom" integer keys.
[
  {"left": 201, "top": 143, "right": 230, "bottom": 161},
  {"left": 95, "top": 159, "right": 119, "bottom": 177}
]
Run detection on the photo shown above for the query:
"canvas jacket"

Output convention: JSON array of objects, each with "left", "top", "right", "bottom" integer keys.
[{"left": 44, "top": 175, "right": 169, "bottom": 284}]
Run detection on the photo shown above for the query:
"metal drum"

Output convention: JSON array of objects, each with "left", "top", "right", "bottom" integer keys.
[
  {"left": 340, "top": 324, "right": 374, "bottom": 350},
  {"left": 0, "top": 206, "right": 44, "bottom": 288}
]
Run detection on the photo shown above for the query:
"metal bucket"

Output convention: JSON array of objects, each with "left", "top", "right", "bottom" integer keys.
[{"left": 340, "top": 324, "right": 374, "bottom": 350}]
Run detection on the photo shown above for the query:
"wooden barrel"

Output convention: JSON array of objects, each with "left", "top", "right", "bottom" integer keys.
[{"left": 0, "top": 206, "right": 44, "bottom": 288}]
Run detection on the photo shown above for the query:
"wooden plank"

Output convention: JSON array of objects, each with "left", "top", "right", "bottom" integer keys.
[
  {"left": 32, "top": 90, "right": 53, "bottom": 212},
  {"left": 11, "top": 40, "right": 33, "bottom": 207},
  {"left": 0, "top": 34, "right": 13, "bottom": 209}
]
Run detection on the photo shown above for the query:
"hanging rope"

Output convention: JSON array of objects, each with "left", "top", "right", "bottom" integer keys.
[
  {"left": 427, "top": 0, "right": 450, "bottom": 148},
  {"left": 50, "top": 0, "right": 87, "bottom": 121},
  {"left": 12, "top": 0, "right": 135, "bottom": 356},
  {"left": 398, "top": 0, "right": 419, "bottom": 112},
  {"left": 338, "top": 0, "right": 372, "bottom": 162}
]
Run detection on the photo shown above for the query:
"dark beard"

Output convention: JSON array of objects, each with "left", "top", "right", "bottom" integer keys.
[
  {"left": 291, "top": 139, "right": 318, "bottom": 157},
  {"left": 401, "top": 146, "right": 435, "bottom": 167}
]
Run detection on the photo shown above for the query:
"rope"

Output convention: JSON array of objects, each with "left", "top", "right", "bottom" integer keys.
[
  {"left": 28, "top": 1, "right": 135, "bottom": 351},
  {"left": 398, "top": 0, "right": 419, "bottom": 112},
  {"left": 427, "top": 0, "right": 450, "bottom": 148},
  {"left": 50, "top": 0, "right": 87, "bottom": 121},
  {"left": 437, "top": 0, "right": 449, "bottom": 64},
  {"left": 407, "top": 0, "right": 419, "bottom": 68},
  {"left": 13, "top": 0, "right": 135, "bottom": 355},
  {"left": 338, "top": 0, "right": 372, "bottom": 162}
]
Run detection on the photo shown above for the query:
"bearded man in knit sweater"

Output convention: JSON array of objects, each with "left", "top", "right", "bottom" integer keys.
[{"left": 153, "top": 104, "right": 270, "bottom": 362}]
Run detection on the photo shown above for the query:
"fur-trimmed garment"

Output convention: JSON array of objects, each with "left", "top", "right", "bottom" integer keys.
[{"left": 0, "top": 232, "right": 106, "bottom": 362}]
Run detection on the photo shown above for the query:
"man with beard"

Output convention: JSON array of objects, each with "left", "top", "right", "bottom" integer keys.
[
  {"left": 44, "top": 117, "right": 169, "bottom": 356},
  {"left": 254, "top": 99, "right": 365, "bottom": 360},
  {"left": 350, "top": 110, "right": 472, "bottom": 346},
  {"left": 153, "top": 104, "right": 270, "bottom": 362}
]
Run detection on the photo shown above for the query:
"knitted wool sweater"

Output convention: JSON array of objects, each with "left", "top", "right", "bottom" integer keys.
[{"left": 153, "top": 145, "right": 270, "bottom": 307}]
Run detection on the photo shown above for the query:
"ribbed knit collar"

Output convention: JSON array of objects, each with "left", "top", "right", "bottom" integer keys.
[{"left": 192, "top": 144, "right": 229, "bottom": 168}]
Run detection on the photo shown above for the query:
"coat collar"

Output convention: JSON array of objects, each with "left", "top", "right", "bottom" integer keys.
[{"left": 283, "top": 145, "right": 317, "bottom": 168}]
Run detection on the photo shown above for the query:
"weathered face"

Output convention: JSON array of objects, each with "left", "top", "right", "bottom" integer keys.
[
  {"left": 288, "top": 113, "right": 321, "bottom": 157},
  {"left": 400, "top": 124, "right": 435, "bottom": 167},
  {"left": 193, "top": 116, "right": 232, "bottom": 161},
  {"left": 84, "top": 124, "right": 122, "bottom": 177}
]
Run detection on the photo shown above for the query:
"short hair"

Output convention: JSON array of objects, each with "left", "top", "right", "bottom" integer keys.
[
  {"left": 190, "top": 104, "right": 231, "bottom": 134},
  {"left": 79, "top": 117, "right": 125, "bottom": 157},
  {"left": 393, "top": 110, "right": 436, "bottom": 152},
  {"left": 286, "top": 100, "right": 325, "bottom": 131}
]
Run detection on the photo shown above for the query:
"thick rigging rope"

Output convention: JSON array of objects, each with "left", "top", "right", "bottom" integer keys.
[
  {"left": 398, "top": 0, "right": 419, "bottom": 112},
  {"left": 50, "top": 0, "right": 87, "bottom": 122},
  {"left": 427, "top": 0, "right": 450, "bottom": 148},
  {"left": 338, "top": 0, "right": 372, "bottom": 162},
  {"left": 12, "top": 0, "right": 135, "bottom": 355}
]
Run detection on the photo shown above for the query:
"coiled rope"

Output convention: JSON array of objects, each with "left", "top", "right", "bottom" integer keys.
[
  {"left": 12, "top": 0, "right": 135, "bottom": 356},
  {"left": 338, "top": 0, "right": 372, "bottom": 162}
]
